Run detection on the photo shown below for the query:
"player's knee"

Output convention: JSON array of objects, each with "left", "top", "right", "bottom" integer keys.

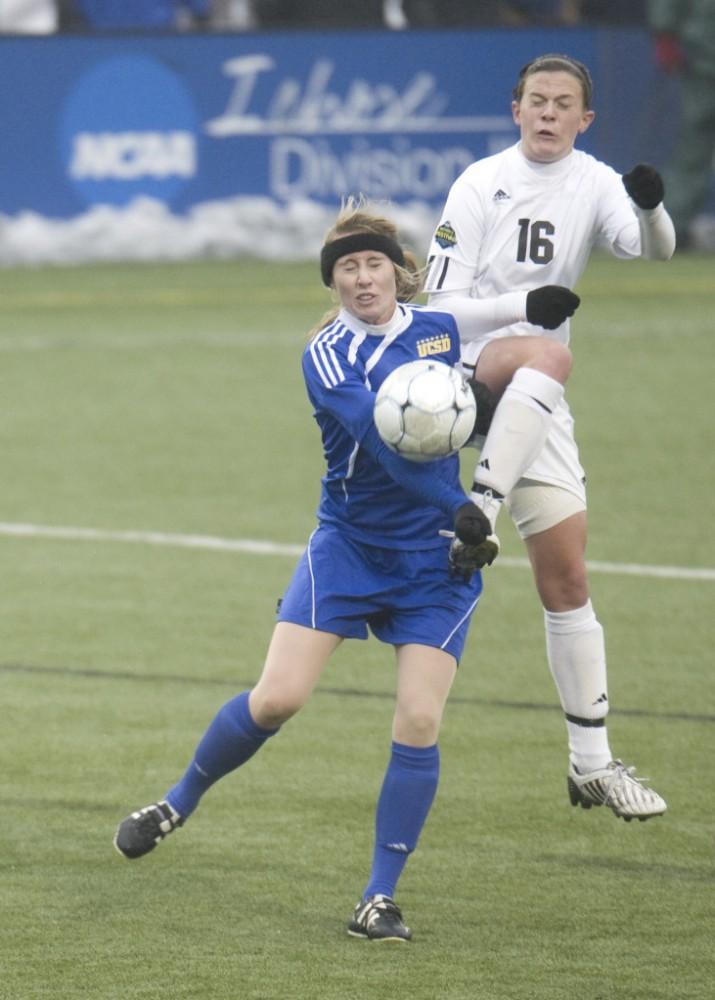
[
  {"left": 249, "top": 687, "right": 304, "bottom": 728},
  {"left": 538, "top": 340, "right": 572, "bottom": 384},
  {"left": 393, "top": 704, "right": 442, "bottom": 746},
  {"left": 540, "top": 569, "right": 590, "bottom": 612}
]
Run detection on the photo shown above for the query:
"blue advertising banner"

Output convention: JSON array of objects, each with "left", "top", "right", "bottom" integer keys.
[{"left": 0, "top": 27, "right": 678, "bottom": 220}]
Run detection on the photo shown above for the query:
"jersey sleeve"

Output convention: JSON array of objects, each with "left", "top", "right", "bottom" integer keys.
[
  {"left": 424, "top": 171, "right": 487, "bottom": 287},
  {"left": 360, "top": 425, "right": 468, "bottom": 517},
  {"left": 303, "top": 338, "right": 376, "bottom": 442},
  {"left": 594, "top": 164, "right": 643, "bottom": 258},
  {"left": 302, "top": 338, "right": 468, "bottom": 519},
  {"left": 424, "top": 250, "right": 477, "bottom": 296},
  {"left": 427, "top": 288, "right": 529, "bottom": 343},
  {"left": 596, "top": 161, "right": 676, "bottom": 260}
]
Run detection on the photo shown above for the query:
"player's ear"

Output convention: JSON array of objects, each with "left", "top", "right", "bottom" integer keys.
[
  {"left": 511, "top": 100, "right": 521, "bottom": 125},
  {"left": 578, "top": 109, "right": 596, "bottom": 134}
]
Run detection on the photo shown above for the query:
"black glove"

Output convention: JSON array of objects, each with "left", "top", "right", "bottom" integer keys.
[
  {"left": 447, "top": 504, "right": 499, "bottom": 579},
  {"left": 454, "top": 502, "right": 491, "bottom": 544},
  {"left": 448, "top": 536, "right": 499, "bottom": 579},
  {"left": 526, "top": 286, "right": 580, "bottom": 330},
  {"left": 622, "top": 163, "right": 664, "bottom": 209}
]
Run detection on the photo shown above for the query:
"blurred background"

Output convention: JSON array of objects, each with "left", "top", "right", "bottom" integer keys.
[{"left": 1, "top": 0, "right": 713, "bottom": 263}]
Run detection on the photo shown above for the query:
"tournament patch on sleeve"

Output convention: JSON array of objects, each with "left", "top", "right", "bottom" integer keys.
[{"left": 433, "top": 220, "right": 457, "bottom": 250}]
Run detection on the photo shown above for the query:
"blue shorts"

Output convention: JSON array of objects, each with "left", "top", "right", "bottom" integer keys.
[{"left": 277, "top": 524, "right": 482, "bottom": 661}]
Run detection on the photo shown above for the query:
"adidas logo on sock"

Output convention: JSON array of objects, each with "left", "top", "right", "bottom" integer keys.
[
  {"left": 478, "top": 457, "right": 490, "bottom": 470},
  {"left": 592, "top": 692, "right": 608, "bottom": 705}
]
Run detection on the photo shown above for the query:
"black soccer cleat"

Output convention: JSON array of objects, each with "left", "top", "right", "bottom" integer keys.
[
  {"left": 347, "top": 894, "right": 412, "bottom": 942},
  {"left": 113, "top": 800, "right": 183, "bottom": 859}
]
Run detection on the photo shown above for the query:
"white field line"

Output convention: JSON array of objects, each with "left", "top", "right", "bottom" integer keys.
[
  {"left": 0, "top": 522, "right": 305, "bottom": 558},
  {"left": 0, "top": 521, "right": 714, "bottom": 582}
]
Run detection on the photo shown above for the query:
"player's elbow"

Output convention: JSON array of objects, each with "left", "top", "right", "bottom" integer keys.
[
  {"left": 637, "top": 208, "right": 677, "bottom": 260},
  {"left": 656, "top": 245, "right": 675, "bottom": 262},
  {"left": 641, "top": 242, "right": 675, "bottom": 262}
]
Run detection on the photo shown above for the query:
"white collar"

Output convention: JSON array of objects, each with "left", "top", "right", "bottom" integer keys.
[
  {"left": 515, "top": 142, "right": 577, "bottom": 179},
  {"left": 339, "top": 305, "right": 406, "bottom": 337}
]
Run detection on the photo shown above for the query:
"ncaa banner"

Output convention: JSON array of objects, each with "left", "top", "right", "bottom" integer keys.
[{"left": 0, "top": 28, "right": 674, "bottom": 218}]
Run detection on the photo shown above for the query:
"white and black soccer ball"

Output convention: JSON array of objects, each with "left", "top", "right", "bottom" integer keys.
[{"left": 373, "top": 359, "right": 477, "bottom": 463}]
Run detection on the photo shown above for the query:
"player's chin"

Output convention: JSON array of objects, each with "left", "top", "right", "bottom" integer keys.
[
  {"left": 532, "top": 135, "right": 569, "bottom": 161},
  {"left": 352, "top": 299, "right": 388, "bottom": 324}
]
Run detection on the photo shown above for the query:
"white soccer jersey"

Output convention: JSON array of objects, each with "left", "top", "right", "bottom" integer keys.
[
  {"left": 424, "top": 141, "right": 646, "bottom": 503},
  {"left": 425, "top": 142, "right": 642, "bottom": 347}
]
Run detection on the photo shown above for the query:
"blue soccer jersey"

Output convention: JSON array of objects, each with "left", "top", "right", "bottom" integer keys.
[{"left": 303, "top": 303, "right": 468, "bottom": 549}]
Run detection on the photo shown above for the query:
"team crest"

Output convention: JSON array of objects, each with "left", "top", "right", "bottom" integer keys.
[
  {"left": 433, "top": 221, "right": 457, "bottom": 249},
  {"left": 416, "top": 333, "right": 452, "bottom": 357}
]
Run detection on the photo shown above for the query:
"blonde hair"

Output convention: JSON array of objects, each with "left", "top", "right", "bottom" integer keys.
[{"left": 309, "top": 198, "right": 421, "bottom": 339}]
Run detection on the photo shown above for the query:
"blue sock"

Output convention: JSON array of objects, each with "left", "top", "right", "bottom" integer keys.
[
  {"left": 363, "top": 741, "right": 440, "bottom": 900},
  {"left": 165, "top": 690, "right": 278, "bottom": 818}
]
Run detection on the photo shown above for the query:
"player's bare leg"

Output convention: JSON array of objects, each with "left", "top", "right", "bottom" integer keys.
[
  {"left": 392, "top": 643, "right": 457, "bottom": 746},
  {"left": 249, "top": 623, "right": 341, "bottom": 728},
  {"left": 476, "top": 334, "right": 573, "bottom": 397}
]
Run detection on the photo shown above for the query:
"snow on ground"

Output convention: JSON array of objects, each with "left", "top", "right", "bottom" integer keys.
[{"left": 0, "top": 197, "right": 442, "bottom": 267}]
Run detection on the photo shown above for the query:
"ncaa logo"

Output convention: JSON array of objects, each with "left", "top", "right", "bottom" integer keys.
[{"left": 59, "top": 55, "right": 199, "bottom": 207}]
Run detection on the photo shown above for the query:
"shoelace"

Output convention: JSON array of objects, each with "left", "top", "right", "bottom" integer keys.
[
  {"left": 602, "top": 761, "right": 651, "bottom": 806},
  {"left": 362, "top": 897, "right": 400, "bottom": 924}
]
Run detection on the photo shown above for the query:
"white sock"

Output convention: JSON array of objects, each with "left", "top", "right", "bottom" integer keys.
[
  {"left": 471, "top": 368, "right": 564, "bottom": 529},
  {"left": 468, "top": 485, "right": 503, "bottom": 532},
  {"left": 544, "top": 601, "right": 612, "bottom": 772}
]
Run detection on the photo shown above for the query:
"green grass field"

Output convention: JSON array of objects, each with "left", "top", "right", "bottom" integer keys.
[{"left": 1, "top": 253, "right": 713, "bottom": 999}]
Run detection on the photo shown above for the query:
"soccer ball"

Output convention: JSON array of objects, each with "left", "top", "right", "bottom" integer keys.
[{"left": 373, "top": 359, "right": 476, "bottom": 462}]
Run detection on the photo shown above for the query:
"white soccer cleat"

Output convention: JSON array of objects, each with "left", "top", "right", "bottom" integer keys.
[{"left": 567, "top": 759, "right": 667, "bottom": 822}]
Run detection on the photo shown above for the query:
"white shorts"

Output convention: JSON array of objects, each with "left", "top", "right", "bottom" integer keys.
[
  {"left": 505, "top": 479, "right": 586, "bottom": 539},
  {"left": 461, "top": 340, "right": 587, "bottom": 539}
]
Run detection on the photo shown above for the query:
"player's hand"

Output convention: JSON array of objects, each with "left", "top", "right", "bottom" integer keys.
[
  {"left": 454, "top": 502, "right": 491, "bottom": 544},
  {"left": 526, "top": 286, "right": 580, "bottom": 329},
  {"left": 622, "top": 164, "right": 664, "bottom": 209},
  {"left": 447, "top": 535, "right": 500, "bottom": 580},
  {"left": 443, "top": 502, "right": 500, "bottom": 579}
]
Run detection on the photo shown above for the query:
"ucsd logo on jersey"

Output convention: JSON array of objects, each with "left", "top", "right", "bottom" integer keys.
[
  {"left": 416, "top": 334, "right": 452, "bottom": 358},
  {"left": 59, "top": 55, "right": 199, "bottom": 207}
]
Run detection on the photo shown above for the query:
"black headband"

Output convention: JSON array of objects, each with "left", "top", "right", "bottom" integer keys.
[{"left": 320, "top": 233, "right": 406, "bottom": 286}]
